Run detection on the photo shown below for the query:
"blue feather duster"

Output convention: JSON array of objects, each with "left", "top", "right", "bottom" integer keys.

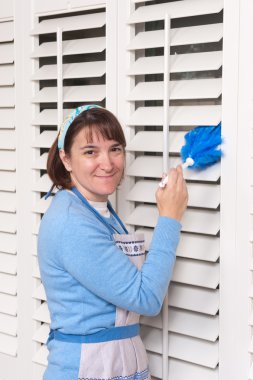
[
  {"left": 181, "top": 123, "right": 222, "bottom": 169},
  {"left": 159, "top": 123, "right": 223, "bottom": 187}
]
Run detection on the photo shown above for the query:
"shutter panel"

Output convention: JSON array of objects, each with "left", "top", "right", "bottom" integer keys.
[
  {"left": 0, "top": 19, "right": 17, "bottom": 358},
  {"left": 124, "top": 1, "right": 223, "bottom": 378},
  {"left": 31, "top": 6, "right": 106, "bottom": 367}
]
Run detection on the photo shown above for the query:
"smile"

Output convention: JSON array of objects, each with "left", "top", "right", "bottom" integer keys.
[{"left": 95, "top": 174, "right": 117, "bottom": 178}]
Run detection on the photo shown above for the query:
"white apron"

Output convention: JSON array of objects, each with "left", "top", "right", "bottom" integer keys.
[{"left": 77, "top": 232, "right": 150, "bottom": 380}]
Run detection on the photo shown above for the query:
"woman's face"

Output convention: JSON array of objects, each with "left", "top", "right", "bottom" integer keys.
[{"left": 60, "top": 128, "right": 125, "bottom": 202}]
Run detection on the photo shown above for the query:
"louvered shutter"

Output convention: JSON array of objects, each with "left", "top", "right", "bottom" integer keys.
[
  {"left": 31, "top": 7, "right": 106, "bottom": 367},
  {"left": 0, "top": 18, "right": 18, "bottom": 358},
  {"left": 120, "top": 1, "right": 223, "bottom": 379}
]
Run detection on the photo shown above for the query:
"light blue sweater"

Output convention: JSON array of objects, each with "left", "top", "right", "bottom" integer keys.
[{"left": 38, "top": 189, "right": 181, "bottom": 335}]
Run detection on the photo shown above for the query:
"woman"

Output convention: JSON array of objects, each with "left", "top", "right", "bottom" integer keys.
[{"left": 38, "top": 104, "right": 188, "bottom": 380}]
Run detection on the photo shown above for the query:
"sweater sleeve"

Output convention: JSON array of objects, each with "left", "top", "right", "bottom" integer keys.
[{"left": 58, "top": 211, "right": 181, "bottom": 317}]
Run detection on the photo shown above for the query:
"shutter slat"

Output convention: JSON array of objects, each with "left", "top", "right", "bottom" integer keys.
[
  {"left": 0, "top": 65, "right": 14, "bottom": 86},
  {"left": 127, "top": 131, "right": 185, "bottom": 154},
  {"left": 32, "top": 109, "right": 71, "bottom": 125},
  {"left": 172, "top": 258, "right": 219, "bottom": 289},
  {"left": 0, "top": 191, "right": 16, "bottom": 212},
  {"left": 0, "top": 43, "right": 14, "bottom": 64},
  {"left": 0, "top": 87, "right": 15, "bottom": 107},
  {"left": 33, "top": 259, "right": 41, "bottom": 279},
  {"left": 0, "top": 232, "right": 16, "bottom": 254},
  {"left": 63, "top": 36, "right": 106, "bottom": 55},
  {"left": 32, "top": 109, "right": 57, "bottom": 125},
  {"left": 33, "top": 323, "right": 49, "bottom": 344},
  {"left": 128, "top": 0, "right": 223, "bottom": 24},
  {"left": 147, "top": 353, "right": 218, "bottom": 380},
  {"left": 33, "top": 153, "right": 48, "bottom": 170},
  {"left": 31, "top": 12, "right": 106, "bottom": 35},
  {"left": 137, "top": 228, "right": 219, "bottom": 262},
  {"left": 32, "top": 236, "right": 38, "bottom": 257},
  {"left": 33, "top": 174, "right": 52, "bottom": 193},
  {"left": 31, "top": 36, "right": 106, "bottom": 58},
  {"left": 0, "top": 130, "right": 16, "bottom": 150},
  {"left": 32, "top": 85, "right": 106, "bottom": 103},
  {"left": 128, "top": 79, "right": 222, "bottom": 101},
  {"left": 0, "top": 21, "right": 14, "bottom": 43},
  {"left": 0, "top": 273, "right": 17, "bottom": 295},
  {"left": 33, "top": 131, "right": 57, "bottom": 149},
  {"left": 128, "top": 106, "right": 221, "bottom": 126},
  {"left": 32, "top": 87, "right": 57, "bottom": 103},
  {"left": 128, "top": 24, "right": 223, "bottom": 50},
  {"left": 141, "top": 308, "right": 219, "bottom": 341},
  {"left": 33, "top": 283, "right": 46, "bottom": 302},
  {"left": 169, "top": 283, "right": 219, "bottom": 315},
  {"left": 0, "top": 108, "right": 15, "bottom": 129},
  {"left": 177, "top": 234, "right": 219, "bottom": 262},
  {"left": 0, "top": 332, "right": 17, "bottom": 356},
  {"left": 33, "top": 197, "right": 52, "bottom": 214},
  {"left": 32, "top": 345, "right": 48, "bottom": 366},
  {"left": 0, "top": 253, "right": 16, "bottom": 275},
  {"left": 0, "top": 313, "right": 17, "bottom": 336},
  {"left": 0, "top": 212, "right": 16, "bottom": 233},
  {"left": 126, "top": 205, "right": 220, "bottom": 235},
  {"left": 0, "top": 151, "right": 16, "bottom": 170},
  {"left": 33, "top": 302, "right": 50, "bottom": 324},
  {"left": 33, "top": 222, "right": 40, "bottom": 235},
  {"left": 128, "top": 52, "right": 222, "bottom": 75},
  {"left": 127, "top": 156, "right": 220, "bottom": 182},
  {"left": 32, "top": 61, "right": 105, "bottom": 80},
  {"left": 127, "top": 181, "right": 220, "bottom": 209},
  {"left": 142, "top": 327, "right": 218, "bottom": 368},
  {"left": 0, "top": 293, "right": 17, "bottom": 316},
  {"left": 64, "top": 84, "right": 105, "bottom": 102}
]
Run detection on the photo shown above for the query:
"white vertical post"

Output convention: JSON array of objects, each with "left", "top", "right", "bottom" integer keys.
[
  {"left": 57, "top": 27, "right": 63, "bottom": 130},
  {"left": 162, "top": 13, "right": 171, "bottom": 380}
]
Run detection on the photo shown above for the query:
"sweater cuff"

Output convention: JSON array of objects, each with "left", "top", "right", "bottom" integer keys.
[{"left": 150, "top": 216, "right": 182, "bottom": 253}]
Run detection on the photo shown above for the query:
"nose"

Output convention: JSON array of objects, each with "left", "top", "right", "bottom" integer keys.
[{"left": 99, "top": 152, "right": 113, "bottom": 172}]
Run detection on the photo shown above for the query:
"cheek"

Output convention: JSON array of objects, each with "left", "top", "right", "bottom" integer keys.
[
  {"left": 73, "top": 157, "right": 96, "bottom": 172},
  {"left": 116, "top": 155, "right": 125, "bottom": 171}
]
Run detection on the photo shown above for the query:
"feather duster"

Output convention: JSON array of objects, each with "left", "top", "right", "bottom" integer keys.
[{"left": 159, "top": 123, "right": 223, "bottom": 187}]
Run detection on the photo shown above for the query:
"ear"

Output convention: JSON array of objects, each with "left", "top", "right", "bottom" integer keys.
[{"left": 59, "top": 150, "right": 72, "bottom": 172}]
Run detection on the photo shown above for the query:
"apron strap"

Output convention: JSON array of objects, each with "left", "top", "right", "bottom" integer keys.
[
  {"left": 47, "top": 323, "right": 140, "bottom": 344},
  {"left": 71, "top": 187, "right": 128, "bottom": 235}
]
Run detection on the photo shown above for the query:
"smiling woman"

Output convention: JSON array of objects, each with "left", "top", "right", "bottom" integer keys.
[
  {"left": 47, "top": 105, "right": 126, "bottom": 197},
  {"left": 60, "top": 135, "right": 125, "bottom": 202},
  {"left": 38, "top": 105, "right": 188, "bottom": 380}
]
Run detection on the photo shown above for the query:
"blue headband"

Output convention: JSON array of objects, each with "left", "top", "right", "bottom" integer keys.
[{"left": 58, "top": 104, "right": 102, "bottom": 150}]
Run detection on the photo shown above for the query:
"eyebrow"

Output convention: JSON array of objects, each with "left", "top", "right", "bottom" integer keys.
[
  {"left": 79, "top": 145, "right": 96, "bottom": 150},
  {"left": 79, "top": 143, "right": 122, "bottom": 150}
]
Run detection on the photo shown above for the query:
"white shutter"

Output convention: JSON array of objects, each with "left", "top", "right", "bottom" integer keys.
[
  {"left": 122, "top": 1, "right": 223, "bottom": 379},
  {"left": 0, "top": 19, "right": 18, "bottom": 358},
  {"left": 31, "top": 6, "right": 106, "bottom": 367}
]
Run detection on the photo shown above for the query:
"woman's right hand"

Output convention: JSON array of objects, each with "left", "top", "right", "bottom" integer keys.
[{"left": 155, "top": 165, "right": 188, "bottom": 222}]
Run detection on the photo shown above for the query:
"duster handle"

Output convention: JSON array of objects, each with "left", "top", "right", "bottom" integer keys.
[{"left": 159, "top": 157, "right": 194, "bottom": 188}]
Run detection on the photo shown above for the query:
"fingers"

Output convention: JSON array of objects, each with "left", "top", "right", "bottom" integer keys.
[{"left": 156, "top": 165, "right": 188, "bottom": 221}]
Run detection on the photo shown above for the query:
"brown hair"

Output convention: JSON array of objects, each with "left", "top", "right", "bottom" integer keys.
[{"left": 47, "top": 107, "right": 126, "bottom": 191}]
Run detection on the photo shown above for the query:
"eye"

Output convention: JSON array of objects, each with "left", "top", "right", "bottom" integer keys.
[
  {"left": 83, "top": 150, "right": 95, "bottom": 156},
  {"left": 111, "top": 145, "right": 123, "bottom": 152}
]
